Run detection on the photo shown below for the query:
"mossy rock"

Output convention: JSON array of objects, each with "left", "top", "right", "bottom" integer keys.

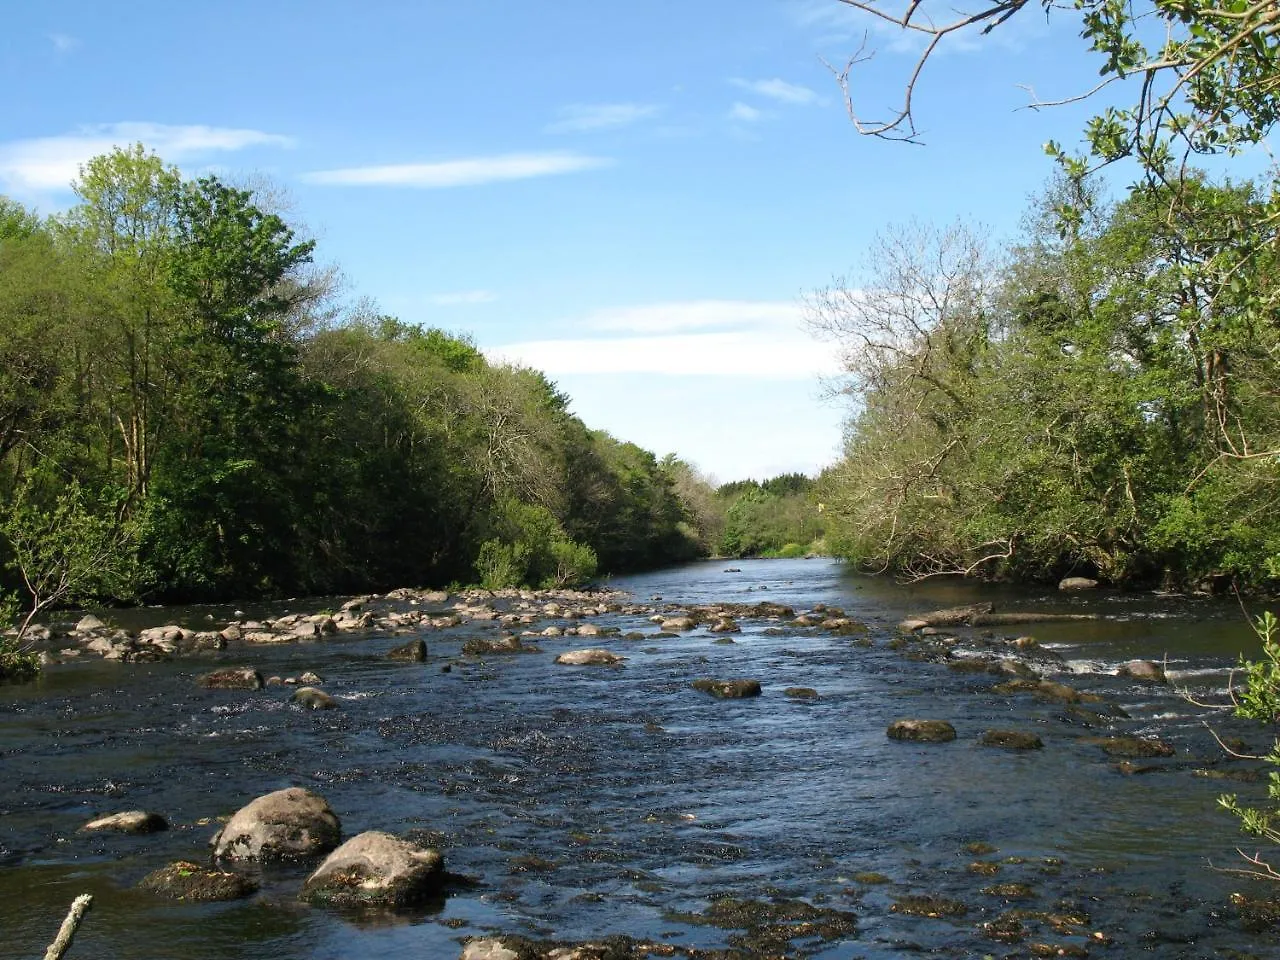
[
  {"left": 301, "top": 830, "right": 444, "bottom": 908},
  {"left": 692, "top": 678, "right": 762, "bottom": 698},
  {"left": 891, "top": 894, "right": 968, "bottom": 918},
  {"left": 138, "top": 860, "right": 258, "bottom": 901},
  {"left": 980, "top": 729, "right": 1043, "bottom": 751},
  {"left": 887, "top": 719, "right": 956, "bottom": 743},
  {"left": 1091, "top": 735, "right": 1175, "bottom": 759},
  {"left": 784, "top": 687, "right": 819, "bottom": 699}
]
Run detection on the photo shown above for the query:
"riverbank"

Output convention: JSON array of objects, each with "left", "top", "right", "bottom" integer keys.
[{"left": 2, "top": 559, "right": 1277, "bottom": 958}]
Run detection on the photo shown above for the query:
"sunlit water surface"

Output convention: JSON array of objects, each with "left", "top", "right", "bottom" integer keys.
[{"left": 0, "top": 559, "right": 1276, "bottom": 958}]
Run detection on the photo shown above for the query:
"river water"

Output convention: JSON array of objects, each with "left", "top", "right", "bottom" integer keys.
[{"left": 1, "top": 558, "right": 1277, "bottom": 958}]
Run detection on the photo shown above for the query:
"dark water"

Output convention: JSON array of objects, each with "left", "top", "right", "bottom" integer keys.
[{"left": 1, "top": 559, "right": 1277, "bottom": 958}]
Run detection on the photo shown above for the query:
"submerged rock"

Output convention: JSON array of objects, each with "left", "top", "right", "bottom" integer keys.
[
  {"left": 1092, "top": 735, "right": 1175, "bottom": 759},
  {"left": 82, "top": 810, "right": 168, "bottom": 834},
  {"left": 213, "top": 786, "right": 341, "bottom": 862},
  {"left": 891, "top": 894, "right": 968, "bottom": 917},
  {"left": 692, "top": 678, "right": 761, "bottom": 698},
  {"left": 555, "top": 649, "right": 625, "bottom": 666},
  {"left": 301, "top": 830, "right": 444, "bottom": 907},
  {"left": 138, "top": 860, "right": 258, "bottom": 901},
  {"left": 198, "top": 667, "right": 264, "bottom": 690},
  {"left": 387, "top": 639, "right": 428, "bottom": 662},
  {"left": 980, "top": 730, "right": 1044, "bottom": 751},
  {"left": 784, "top": 687, "right": 819, "bottom": 699},
  {"left": 887, "top": 719, "right": 956, "bottom": 743}
]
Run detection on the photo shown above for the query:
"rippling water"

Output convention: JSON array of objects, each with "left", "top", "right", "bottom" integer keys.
[{"left": 1, "top": 559, "right": 1277, "bottom": 958}]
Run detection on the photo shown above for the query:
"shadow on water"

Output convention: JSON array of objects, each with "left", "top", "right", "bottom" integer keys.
[{"left": 1, "top": 558, "right": 1277, "bottom": 958}]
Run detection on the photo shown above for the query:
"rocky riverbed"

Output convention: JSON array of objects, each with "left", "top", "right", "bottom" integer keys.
[{"left": 1, "top": 558, "right": 1278, "bottom": 958}]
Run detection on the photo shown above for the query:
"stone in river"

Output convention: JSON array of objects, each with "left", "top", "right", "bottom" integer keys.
[
  {"left": 300, "top": 830, "right": 444, "bottom": 907},
  {"left": 387, "top": 639, "right": 428, "bottom": 662},
  {"left": 887, "top": 719, "right": 957, "bottom": 742},
  {"left": 213, "top": 786, "right": 341, "bottom": 862},
  {"left": 692, "top": 678, "right": 761, "bottom": 698},
  {"left": 979, "top": 730, "right": 1043, "bottom": 751},
  {"left": 138, "top": 860, "right": 258, "bottom": 901},
  {"left": 291, "top": 686, "right": 338, "bottom": 710},
  {"left": 82, "top": 810, "right": 168, "bottom": 834},
  {"left": 555, "top": 648, "right": 624, "bottom": 666},
  {"left": 198, "top": 667, "right": 264, "bottom": 690},
  {"left": 1117, "top": 659, "right": 1166, "bottom": 683}
]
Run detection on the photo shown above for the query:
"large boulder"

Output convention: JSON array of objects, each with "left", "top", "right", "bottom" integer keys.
[
  {"left": 138, "top": 860, "right": 258, "bottom": 901},
  {"left": 82, "top": 810, "right": 168, "bottom": 834},
  {"left": 300, "top": 830, "right": 444, "bottom": 907},
  {"left": 887, "top": 719, "right": 956, "bottom": 743},
  {"left": 213, "top": 787, "right": 341, "bottom": 862}
]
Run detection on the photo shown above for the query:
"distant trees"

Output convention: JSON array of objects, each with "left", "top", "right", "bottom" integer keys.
[{"left": 715, "top": 474, "right": 825, "bottom": 559}]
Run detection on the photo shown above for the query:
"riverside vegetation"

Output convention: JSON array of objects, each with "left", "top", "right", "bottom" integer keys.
[
  {"left": 822, "top": 0, "right": 1280, "bottom": 883},
  {"left": 0, "top": 147, "right": 825, "bottom": 677}
]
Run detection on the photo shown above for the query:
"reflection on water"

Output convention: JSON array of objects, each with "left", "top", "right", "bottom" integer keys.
[{"left": 0, "top": 559, "right": 1276, "bottom": 958}]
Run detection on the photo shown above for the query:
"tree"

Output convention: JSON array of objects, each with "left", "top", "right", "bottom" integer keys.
[
  {"left": 58, "top": 145, "right": 183, "bottom": 506},
  {"left": 1, "top": 481, "right": 137, "bottom": 651}
]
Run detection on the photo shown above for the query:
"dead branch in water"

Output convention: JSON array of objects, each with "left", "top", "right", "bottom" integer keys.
[{"left": 43, "top": 894, "right": 92, "bottom": 960}]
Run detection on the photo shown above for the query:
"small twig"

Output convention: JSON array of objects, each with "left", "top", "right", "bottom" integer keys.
[{"left": 43, "top": 894, "right": 92, "bottom": 960}]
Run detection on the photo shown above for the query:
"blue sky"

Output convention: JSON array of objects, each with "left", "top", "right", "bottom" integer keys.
[{"left": 3, "top": 1, "right": 1121, "bottom": 481}]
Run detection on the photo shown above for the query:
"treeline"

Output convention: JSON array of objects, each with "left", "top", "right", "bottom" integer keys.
[
  {"left": 0, "top": 146, "right": 708, "bottom": 606},
  {"left": 663, "top": 463, "right": 825, "bottom": 559},
  {"left": 813, "top": 174, "right": 1280, "bottom": 589}
]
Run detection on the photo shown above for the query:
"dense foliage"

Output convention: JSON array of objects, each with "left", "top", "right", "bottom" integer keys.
[
  {"left": 0, "top": 147, "right": 707, "bottom": 620},
  {"left": 715, "top": 474, "right": 825, "bottom": 558},
  {"left": 814, "top": 177, "right": 1280, "bottom": 589}
]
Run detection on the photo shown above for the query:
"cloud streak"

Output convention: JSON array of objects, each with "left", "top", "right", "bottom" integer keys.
[
  {"left": 729, "top": 102, "right": 766, "bottom": 123},
  {"left": 0, "top": 122, "right": 294, "bottom": 193},
  {"left": 584, "top": 299, "right": 803, "bottom": 334},
  {"left": 489, "top": 299, "right": 836, "bottom": 380},
  {"left": 303, "top": 152, "right": 612, "bottom": 188},
  {"left": 545, "top": 103, "right": 661, "bottom": 134},
  {"left": 431, "top": 290, "right": 498, "bottom": 306},
  {"left": 490, "top": 331, "right": 838, "bottom": 379},
  {"left": 731, "top": 77, "right": 818, "bottom": 104}
]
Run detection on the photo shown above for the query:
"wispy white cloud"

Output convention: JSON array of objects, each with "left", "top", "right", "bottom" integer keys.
[
  {"left": 545, "top": 103, "right": 661, "bottom": 134},
  {"left": 431, "top": 290, "right": 498, "bottom": 306},
  {"left": 729, "top": 102, "right": 767, "bottom": 123},
  {"left": 731, "top": 77, "right": 818, "bottom": 105},
  {"left": 48, "top": 33, "right": 81, "bottom": 53},
  {"left": 584, "top": 299, "right": 802, "bottom": 334},
  {"left": 303, "top": 152, "right": 612, "bottom": 188},
  {"left": 488, "top": 298, "right": 837, "bottom": 380},
  {"left": 0, "top": 122, "right": 295, "bottom": 193},
  {"left": 490, "top": 330, "right": 838, "bottom": 379}
]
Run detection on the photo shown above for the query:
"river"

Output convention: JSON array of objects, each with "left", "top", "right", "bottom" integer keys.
[{"left": 1, "top": 558, "right": 1276, "bottom": 958}]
